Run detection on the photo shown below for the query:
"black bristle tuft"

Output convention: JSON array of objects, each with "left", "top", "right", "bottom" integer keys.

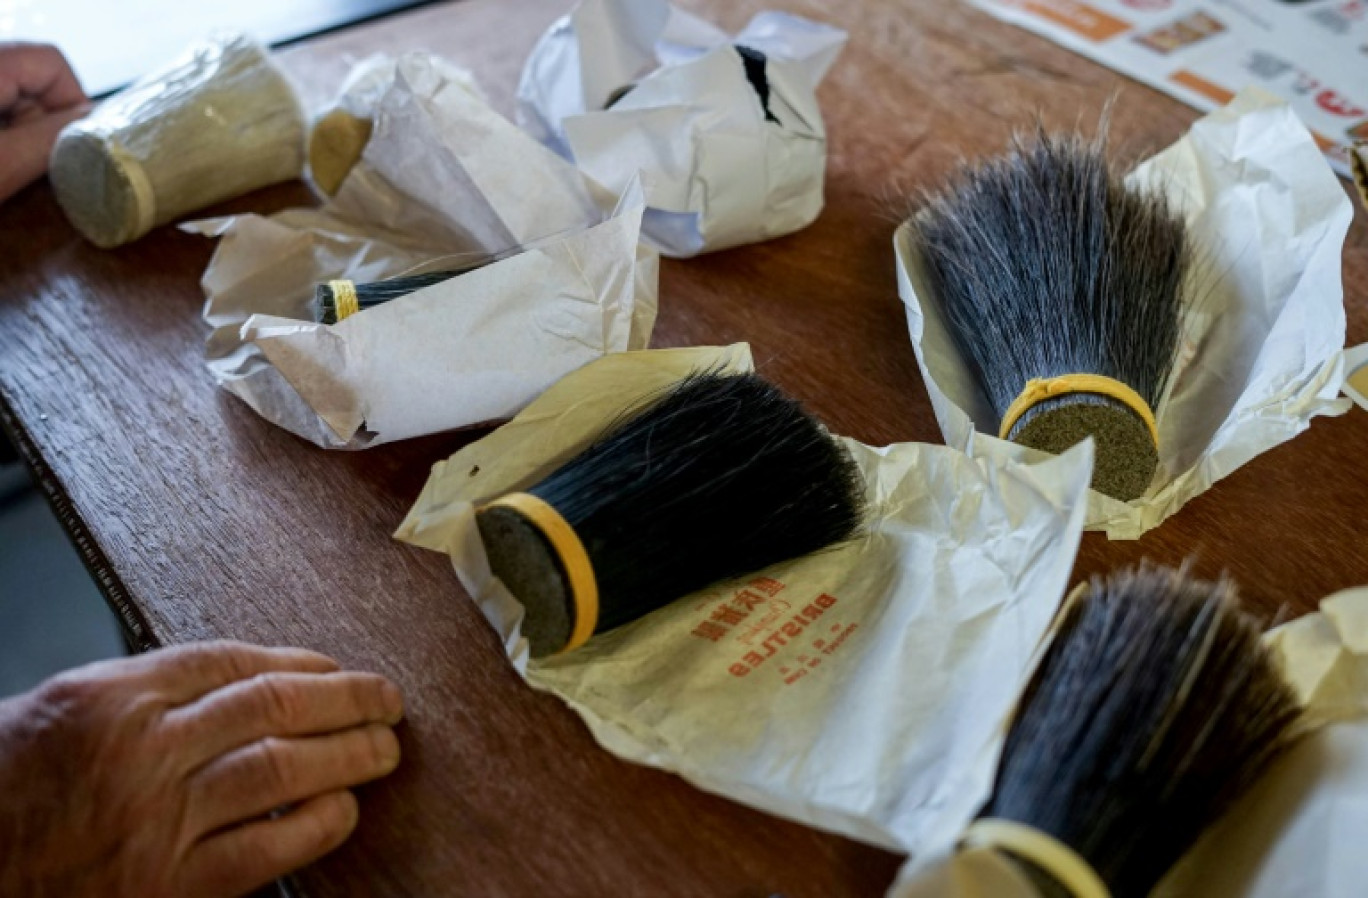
[
  {"left": 313, "top": 266, "right": 487, "bottom": 324},
  {"left": 980, "top": 564, "right": 1302, "bottom": 898},
  {"left": 912, "top": 129, "right": 1188, "bottom": 500},
  {"left": 735, "top": 46, "right": 779, "bottom": 124},
  {"left": 483, "top": 371, "right": 866, "bottom": 654}
]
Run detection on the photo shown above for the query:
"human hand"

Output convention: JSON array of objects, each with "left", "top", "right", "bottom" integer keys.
[
  {"left": 0, "top": 42, "right": 89, "bottom": 204},
  {"left": 0, "top": 640, "right": 405, "bottom": 898}
]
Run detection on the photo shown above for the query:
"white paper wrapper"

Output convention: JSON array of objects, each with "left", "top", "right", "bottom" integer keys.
[
  {"left": 888, "top": 586, "right": 1368, "bottom": 898},
  {"left": 895, "top": 89, "right": 1353, "bottom": 539},
  {"left": 185, "top": 53, "right": 658, "bottom": 448},
  {"left": 517, "top": 0, "right": 846, "bottom": 257},
  {"left": 396, "top": 344, "right": 1093, "bottom": 854},
  {"left": 305, "top": 52, "right": 484, "bottom": 196}
]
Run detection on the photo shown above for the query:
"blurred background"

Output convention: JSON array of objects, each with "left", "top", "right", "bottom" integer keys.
[{"left": 0, "top": 434, "right": 123, "bottom": 697}]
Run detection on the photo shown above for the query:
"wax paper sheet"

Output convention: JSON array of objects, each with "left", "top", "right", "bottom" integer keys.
[
  {"left": 889, "top": 586, "right": 1368, "bottom": 897},
  {"left": 895, "top": 89, "right": 1353, "bottom": 539},
  {"left": 396, "top": 344, "right": 1093, "bottom": 854},
  {"left": 185, "top": 53, "right": 657, "bottom": 448},
  {"left": 517, "top": 0, "right": 846, "bottom": 257}
]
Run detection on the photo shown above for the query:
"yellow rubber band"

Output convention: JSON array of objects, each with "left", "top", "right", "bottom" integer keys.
[
  {"left": 483, "top": 492, "right": 599, "bottom": 655},
  {"left": 328, "top": 280, "right": 360, "bottom": 322},
  {"left": 999, "top": 373, "right": 1158, "bottom": 448},
  {"left": 962, "top": 819, "right": 1111, "bottom": 898}
]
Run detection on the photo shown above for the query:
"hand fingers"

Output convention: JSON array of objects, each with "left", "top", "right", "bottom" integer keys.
[
  {"left": 0, "top": 104, "right": 87, "bottom": 205},
  {"left": 182, "top": 790, "right": 359, "bottom": 898},
  {"left": 166, "top": 670, "right": 403, "bottom": 767},
  {"left": 187, "top": 725, "right": 399, "bottom": 836},
  {"left": 0, "top": 42, "right": 86, "bottom": 113},
  {"left": 117, "top": 641, "right": 341, "bottom": 705}
]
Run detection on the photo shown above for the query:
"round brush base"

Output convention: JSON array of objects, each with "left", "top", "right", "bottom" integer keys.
[
  {"left": 1008, "top": 394, "right": 1157, "bottom": 502},
  {"left": 475, "top": 505, "right": 575, "bottom": 658}
]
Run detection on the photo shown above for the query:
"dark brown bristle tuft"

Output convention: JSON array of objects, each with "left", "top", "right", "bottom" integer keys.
[
  {"left": 912, "top": 129, "right": 1188, "bottom": 501},
  {"left": 980, "top": 563, "right": 1302, "bottom": 898}
]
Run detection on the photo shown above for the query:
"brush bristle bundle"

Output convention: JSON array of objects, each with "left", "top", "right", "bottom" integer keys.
[
  {"left": 313, "top": 267, "right": 480, "bottom": 324},
  {"left": 913, "top": 130, "right": 1188, "bottom": 499},
  {"left": 981, "top": 564, "right": 1301, "bottom": 898},
  {"left": 528, "top": 371, "right": 865, "bottom": 633}
]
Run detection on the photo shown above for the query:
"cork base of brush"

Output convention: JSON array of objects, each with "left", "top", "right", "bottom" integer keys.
[
  {"left": 49, "top": 131, "right": 151, "bottom": 249},
  {"left": 476, "top": 499, "right": 591, "bottom": 659},
  {"left": 1008, "top": 394, "right": 1157, "bottom": 502},
  {"left": 469, "top": 372, "right": 865, "bottom": 659}
]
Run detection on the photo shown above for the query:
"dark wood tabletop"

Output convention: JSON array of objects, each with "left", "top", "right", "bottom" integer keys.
[{"left": 1, "top": 0, "right": 1365, "bottom": 895}]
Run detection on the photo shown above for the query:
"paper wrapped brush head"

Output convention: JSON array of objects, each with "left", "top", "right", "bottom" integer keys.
[
  {"left": 50, "top": 33, "right": 305, "bottom": 248},
  {"left": 308, "top": 53, "right": 484, "bottom": 196},
  {"left": 890, "top": 584, "right": 1368, "bottom": 898},
  {"left": 517, "top": 0, "right": 847, "bottom": 257},
  {"left": 186, "top": 52, "right": 657, "bottom": 449},
  {"left": 896, "top": 90, "right": 1353, "bottom": 539},
  {"left": 397, "top": 344, "right": 1097, "bottom": 853},
  {"left": 911, "top": 129, "right": 1188, "bottom": 503}
]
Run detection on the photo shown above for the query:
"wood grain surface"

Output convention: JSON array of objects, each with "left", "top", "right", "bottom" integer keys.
[{"left": 1, "top": 0, "right": 1366, "bottom": 895}]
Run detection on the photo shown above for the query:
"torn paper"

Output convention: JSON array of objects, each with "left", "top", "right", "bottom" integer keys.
[
  {"left": 186, "top": 52, "right": 657, "bottom": 448},
  {"left": 896, "top": 89, "right": 1353, "bottom": 539},
  {"left": 888, "top": 587, "right": 1368, "bottom": 898},
  {"left": 517, "top": 0, "right": 846, "bottom": 257},
  {"left": 396, "top": 344, "right": 1093, "bottom": 854}
]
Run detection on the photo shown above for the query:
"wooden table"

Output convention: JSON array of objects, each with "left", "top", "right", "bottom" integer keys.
[{"left": 2, "top": 1, "right": 1365, "bottom": 895}]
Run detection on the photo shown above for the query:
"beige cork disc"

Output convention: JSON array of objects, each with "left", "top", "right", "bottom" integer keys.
[
  {"left": 1009, "top": 395, "right": 1158, "bottom": 502},
  {"left": 475, "top": 505, "right": 575, "bottom": 658},
  {"left": 49, "top": 130, "right": 146, "bottom": 249},
  {"left": 308, "top": 109, "right": 373, "bottom": 196}
]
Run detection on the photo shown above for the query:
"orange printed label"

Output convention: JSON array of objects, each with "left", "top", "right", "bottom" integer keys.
[
  {"left": 690, "top": 581, "right": 860, "bottom": 684},
  {"left": 1169, "top": 69, "right": 1236, "bottom": 104},
  {"left": 1006, "top": 0, "right": 1131, "bottom": 41}
]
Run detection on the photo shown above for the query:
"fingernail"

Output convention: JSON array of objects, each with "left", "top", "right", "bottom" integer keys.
[{"left": 373, "top": 726, "right": 402, "bottom": 771}]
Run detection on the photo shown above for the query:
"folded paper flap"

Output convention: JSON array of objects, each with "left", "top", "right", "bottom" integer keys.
[
  {"left": 895, "top": 90, "right": 1351, "bottom": 539},
  {"left": 330, "top": 54, "right": 607, "bottom": 251},
  {"left": 398, "top": 347, "right": 1093, "bottom": 856},
  {"left": 572, "top": 0, "right": 671, "bottom": 111},
  {"left": 1132, "top": 92, "right": 1351, "bottom": 444},
  {"left": 733, "top": 11, "right": 848, "bottom": 86},
  {"left": 242, "top": 316, "right": 363, "bottom": 441},
  {"left": 1266, "top": 587, "right": 1368, "bottom": 725}
]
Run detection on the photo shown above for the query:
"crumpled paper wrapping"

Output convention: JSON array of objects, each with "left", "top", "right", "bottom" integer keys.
[
  {"left": 396, "top": 343, "right": 1093, "bottom": 853},
  {"left": 185, "top": 53, "right": 658, "bottom": 448},
  {"left": 888, "top": 586, "right": 1368, "bottom": 898},
  {"left": 895, "top": 90, "right": 1353, "bottom": 539},
  {"left": 517, "top": 0, "right": 846, "bottom": 257},
  {"left": 306, "top": 52, "right": 483, "bottom": 195},
  {"left": 1342, "top": 344, "right": 1368, "bottom": 413}
]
